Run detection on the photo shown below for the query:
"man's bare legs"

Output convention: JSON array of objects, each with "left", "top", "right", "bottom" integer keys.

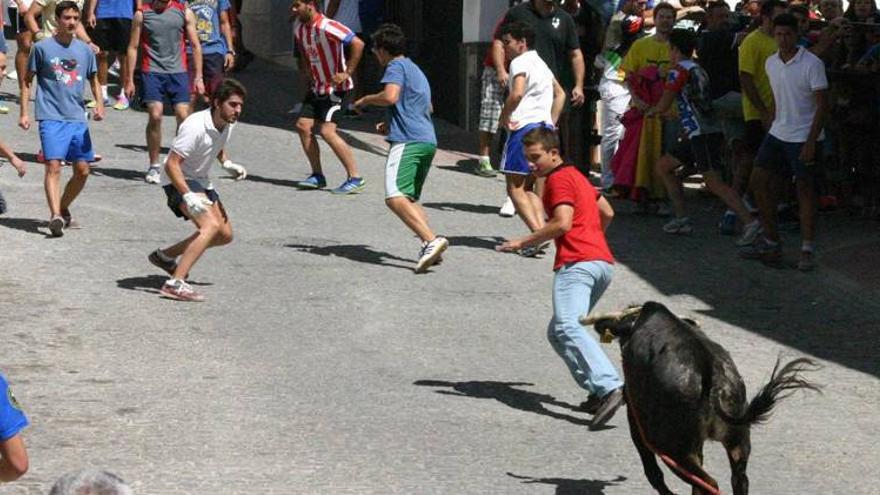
[
  {"left": 295, "top": 117, "right": 324, "bottom": 175},
  {"left": 506, "top": 173, "right": 545, "bottom": 232},
  {"left": 164, "top": 199, "right": 233, "bottom": 280},
  {"left": 146, "top": 102, "right": 165, "bottom": 166},
  {"left": 43, "top": 160, "right": 90, "bottom": 218},
  {"left": 319, "top": 121, "right": 359, "bottom": 178},
  {"left": 386, "top": 197, "right": 435, "bottom": 243}
]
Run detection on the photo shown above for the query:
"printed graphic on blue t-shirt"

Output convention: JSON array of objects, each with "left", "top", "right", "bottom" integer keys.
[
  {"left": 29, "top": 38, "right": 97, "bottom": 122},
  {"left": 96, "top": 0, "right": 135, "bottom": 20},
  {"left": 187, "top": 0, "right": 231, "bottom": 55},
  {"left": 381, "top": 57, "right": 436, "bottom": 145},
  {"left": 0, "top": 373, "right": 28, "bottom": 442}
]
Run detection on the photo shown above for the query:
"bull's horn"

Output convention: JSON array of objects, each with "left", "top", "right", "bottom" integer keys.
[
  {"left": 579, "top": 305, "right": 644, "bottom": 326},
  {"left": 579, "top": 311, "right": 623, "bottom": 325}
]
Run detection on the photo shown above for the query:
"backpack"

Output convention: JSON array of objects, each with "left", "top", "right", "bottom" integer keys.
[{"left": 685, "top": 64, "right": 714, "bottom": 115}]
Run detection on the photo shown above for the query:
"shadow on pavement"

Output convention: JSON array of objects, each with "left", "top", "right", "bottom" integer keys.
[
  {"left": 506, "top": 472, "right": 627, "bottom": 495},
  {"left": 445, "top": 235, "right": 505, "bottom": 251},
  {"left": 115, "top": 143, "right": 170, "bottom": 154},
  {"left": 423, "top": 202, "right": 501, "bottom": 215},
  {"left": 0, "top": 217, "right": 48, "bottom": 237},
  {"left": 91, "top": 165, "right": 146, "bottom": 182},
  {"left": 286, "top": 243, "right": 415, "bottom": 270},
  {"left": 436, "top": 160, "right": 487, "bottom": 177},
  {"left": 337, "top": 129, "right": 387, "bottom": 157},
  {"left": 116, "top": 275, "right": 166, "bottom": 294},
  {"left": 246, "top": 173, "right": 302, "bottom": 188},
  {"left": 605, "top": 197, "right": 880, "bottom": 379},
  {"left": 413, "top": 380, "right": 595, "bottom": 427}
]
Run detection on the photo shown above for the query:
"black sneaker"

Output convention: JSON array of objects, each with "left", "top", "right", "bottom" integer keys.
[
  {"left": 148, "top": 249, "right": 177, "bottom": 276},
  {"left": 577, "top": 394, "right": 602, "bottom": 415},
  {"left": 589, "top": 387, "right": 624, "bottom": 430}
]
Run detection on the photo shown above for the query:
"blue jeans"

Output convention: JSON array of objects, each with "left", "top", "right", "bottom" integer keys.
[{"left": 547, "top": 260, "right": 623, "bottom": 397}]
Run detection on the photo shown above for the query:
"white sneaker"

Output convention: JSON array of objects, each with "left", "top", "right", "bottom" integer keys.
[
  {"left": 736, "top": 220, "right": 762, "bottom": 247},
  {"left": 5, "top": 70, "right": 16, "bottom": 80},
  {"left": 499, "top": 197, "right": 516, "bottom": 217},
  {"left": 144, "top": 166, "right": 161, "bottom": 184},
  {"left": 415, "top": 236, "right": 449, "bottom": 274},
  {"left": 662, "top": 217, "right": 693, "bottom": 235}
]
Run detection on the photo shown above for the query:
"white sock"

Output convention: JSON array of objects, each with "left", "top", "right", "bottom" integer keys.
[
  {"left": 101, "top": 85, "right": 108, "bottom": 100},
  {"left": 479, "top": 155, "right": 490, "bottom": 163},
  {"left": 150, "top": 163, "right": 162, "bottom": 170},
  {"left": 802, "top": 241, "right": 815, "bottom": 253}
]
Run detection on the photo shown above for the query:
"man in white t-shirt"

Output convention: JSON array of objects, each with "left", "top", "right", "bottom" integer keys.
[
  {"left": 148, "top": 78, "right": 248, "bottom": 302},
  {"left": 497, "top": 20, "right": 566, "bottom": 255},
  {"left": 740, "top": 13, "right": 828, "bottom": 272}
]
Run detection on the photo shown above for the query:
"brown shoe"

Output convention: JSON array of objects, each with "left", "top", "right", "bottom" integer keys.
[{"left": 589, "top": 387, "right": 624, "bottom": 430}]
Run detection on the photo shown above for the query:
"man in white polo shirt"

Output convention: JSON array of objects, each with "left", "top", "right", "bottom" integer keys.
[
  {"left": 740, "top": 13, "right": 828, "bottom": 272},
  {"left": 148, "top": 78, "right": 248, "bottom": 302}
]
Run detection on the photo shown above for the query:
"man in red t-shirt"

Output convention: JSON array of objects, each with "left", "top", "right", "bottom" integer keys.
[{"left": 498, "top": 126, "right": 624, "bottom": 430}]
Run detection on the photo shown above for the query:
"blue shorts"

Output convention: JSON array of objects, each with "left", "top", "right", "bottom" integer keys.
[
  {"left": 755, "top": 134, "right": 821, "bottom": 180},
  {"left": 501, "top": 122, "right": 553, "bottom": 175},
  {"left": 39, "top": 121, "right": 95, "bottom": 163},
  {"left": 140, "top": 72, "right": 190, "bottom": 105}
]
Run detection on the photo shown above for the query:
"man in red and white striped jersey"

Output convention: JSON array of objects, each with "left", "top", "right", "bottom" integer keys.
[{"left": 290, "top": 0, "right": 366, "bottom": 194}]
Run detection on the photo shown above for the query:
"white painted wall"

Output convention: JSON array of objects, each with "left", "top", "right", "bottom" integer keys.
[{"left": 462, "top": 0, "right": 513, "bottom": 43}]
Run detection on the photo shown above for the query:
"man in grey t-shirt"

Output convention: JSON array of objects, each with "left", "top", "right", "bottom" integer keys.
[{"left": 124, "top": 0, "right": 204, "bottom": 184}]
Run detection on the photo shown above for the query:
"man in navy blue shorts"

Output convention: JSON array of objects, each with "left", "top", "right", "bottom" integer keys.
[{"left": 124, "top": 0, "right": 204, "bottom": 184}]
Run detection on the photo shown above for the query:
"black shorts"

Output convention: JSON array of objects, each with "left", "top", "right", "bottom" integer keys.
[
  {"left": 298, "top": 90, "right": 349, "bottom": 123},
  {"left": 163, "top": 182, "right": 221, "bottom": 220},
  {"left": 88, "top": 18, "right": 132, "bottom": 54},
  {"left": 744, "top": 119, "right": 766, "bottom": 155},
  {"left": 669, "top": 133, "right": 725, "bottom": 173},
  {"left": 6, "top": 8, "right": 29, "bottom": 34}
]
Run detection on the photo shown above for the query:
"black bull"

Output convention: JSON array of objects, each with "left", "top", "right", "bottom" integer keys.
[{"left": 583, "top": 302, "right": 820, "bottom": 495}]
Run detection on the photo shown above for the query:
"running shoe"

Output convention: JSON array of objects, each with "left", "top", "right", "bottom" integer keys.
[
  {"left": 499, "top": 196, "right": 516, "bottom": 217},
  {"left": 476, "top": 158, "right": 496, "bottom": 177},
  {"left": 113, "top": 95, "right": 130, "bottom": 111},
  {"left": 662, "top": 217, "right": 693, "bottom": 235},
  {"left": 86, "top": 97, "right": 111, "bottom": 109},
  {"left": 0, "top": 190, "right": 7, "bottom": 215},
  {"left": 331, "top": 176, "right": 366, "bottom": 195},
  {"left": 736, "top": 220, "right": 762, "bottom": 247},
  {"left": 0, "top": 101, "right": 9, "bottom": 114},
  {"left": 739, "top": 237, "right": 783, "bottom": 266},
  {"left": 48, "top": 215, "right": 64, "bottom": 237},
  {"left": 295, "top": 173, "right": 327, "bottom": 190},
  {"left": 148, "top": 249, "right": 177, "bottom": 276},
  {"left": 159, "top": 279, "right": 205, "bottom": 302},
  {"left": 577, "top": 394, "right": 603, "bottom": 415},
  {"left": 145, "top": 166, "right": 161, "bottom": 184},
  {"left": 415, "top": 236, "right": 449, "bottom": 273},
  {"left": 108, "top": 60, "right": 121, "bottom": 77},
  {"left": 5, "top": 70, "right": 17, "bottom": 80},
  {"left": 718, "top": 211, "right": 737, "bottom": 236},
  {"left": 797, "top": 251, "right": 816, "bottom": 272}
]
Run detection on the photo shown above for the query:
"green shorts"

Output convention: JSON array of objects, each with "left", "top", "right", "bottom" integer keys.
[{"left": 384, "top": 142, "right": 436, "bottom": 201}]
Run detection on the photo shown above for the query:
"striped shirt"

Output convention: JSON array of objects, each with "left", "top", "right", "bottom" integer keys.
[{"left": 294, "top": 14, "right": 355, "bottom": 95}]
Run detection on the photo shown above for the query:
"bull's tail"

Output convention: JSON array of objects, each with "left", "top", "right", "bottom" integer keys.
[{"left": 722, "top": 357, "right": 822, "bottom": 426}]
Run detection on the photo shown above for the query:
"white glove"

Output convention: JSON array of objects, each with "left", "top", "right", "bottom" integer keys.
[
  {"left": 221, "top": 159, "right": 247, "bottom": 180},
  {"left": 182, "top": 191, "right": 213, "bottom": 217}
]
